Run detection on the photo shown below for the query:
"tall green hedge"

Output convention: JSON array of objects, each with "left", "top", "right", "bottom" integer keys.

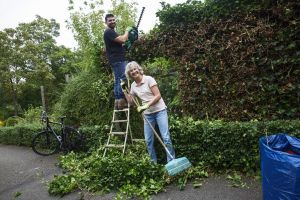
[{"left": 129, "top": 0, "right": 299, "bottom": 121}]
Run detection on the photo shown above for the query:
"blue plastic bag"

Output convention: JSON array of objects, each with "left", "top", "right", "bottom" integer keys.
[{"left": 260, "top": 133, "right": 300, "bottom": 200}]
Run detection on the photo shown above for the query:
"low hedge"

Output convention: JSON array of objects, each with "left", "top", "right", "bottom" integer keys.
[
  {"left": 170, "top": 118, "right": 300, "bottom": 172},
  {"left": 0, "top": 124, "right": 107, "bottom": 151},
  {"left": 0, "top": 119, "right": 299, "bottom": 172},
  {"left": 0, "top": 124, "right": 41, "bottom": 146}
]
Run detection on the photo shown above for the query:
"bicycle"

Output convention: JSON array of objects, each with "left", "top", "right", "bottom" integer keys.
[{"left": 32, "top": 111, "right": 83, "bottom": 156}]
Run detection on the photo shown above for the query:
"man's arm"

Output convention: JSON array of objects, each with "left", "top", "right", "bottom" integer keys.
[
  {"left": 114, "top": 31, "right": 129, "bottom": 44},
  {"left": 114, "top": 27, "right": 133, "bottom": 44},
  {"left": 104, "top": 28, "right": 128, "bottom": 44}
]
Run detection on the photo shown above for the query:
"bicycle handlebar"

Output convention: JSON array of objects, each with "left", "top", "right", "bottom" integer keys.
[{"left": 40, "top": 111, "right": 66, "bottom": 126}]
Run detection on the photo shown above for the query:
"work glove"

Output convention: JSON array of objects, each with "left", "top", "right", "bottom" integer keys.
[
  {"left": 126, "top": 26, "right": 133, "bottom": 32},
  {"left": 125, "top": 27, "right": 138, "bottom": 51},
  {"left": 137, "top": 103, "right": 149, "bottom": 113},
  {"left": 120, "top": 79, "right": 128, "bottom": 93}
]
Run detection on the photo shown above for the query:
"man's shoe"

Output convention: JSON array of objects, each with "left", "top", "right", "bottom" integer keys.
[
  {"left": 114, "top": 99, "right": 119, "bottom": 110},
  {"left": 118, "top": 98, "right": 128, "bottom": 110}
]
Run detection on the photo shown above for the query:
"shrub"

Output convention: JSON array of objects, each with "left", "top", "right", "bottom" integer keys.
[
  {"left": 55, "top": 67, "right": 113, "bottom": 126},
  {"left": 5, "top": 116, "right": 24, "bottom": 127},
  {"left": 22, "top": 106, "right": 43, "bottom": 125},
  {"left": 170, "top": 117, "right": 300, "bottom": 172},
  {"left": 0, "top": 124, "right": 41, "bottom": 146}
]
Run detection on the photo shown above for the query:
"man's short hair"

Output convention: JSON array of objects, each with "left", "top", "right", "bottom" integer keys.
[{"left": 105, "top": 14, "right": 114, "bottom": 22}]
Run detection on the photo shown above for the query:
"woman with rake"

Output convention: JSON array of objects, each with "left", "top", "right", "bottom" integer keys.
[{"left": 121, "top": 61, "right": 176, "bottom": 164}]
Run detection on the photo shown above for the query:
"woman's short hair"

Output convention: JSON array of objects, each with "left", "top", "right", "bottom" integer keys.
[{"left": 125, "top": 61, "right": 144, "bottom": 79}]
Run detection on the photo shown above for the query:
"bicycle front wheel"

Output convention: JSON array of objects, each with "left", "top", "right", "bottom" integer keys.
[{"left": 32, "top": 131, "right": 60, "bottom": 156}]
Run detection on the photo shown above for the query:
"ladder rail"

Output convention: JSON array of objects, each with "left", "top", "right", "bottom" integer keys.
[{"left": 103, "top": 109, "right": 117, "bottom": 157}]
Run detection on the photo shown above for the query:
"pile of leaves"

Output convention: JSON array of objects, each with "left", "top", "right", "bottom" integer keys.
[
  {"left": 48, "top": 144, "right": 209, "bottom": 199},
  {"left": 48, "top": 146, "right": 165, "bottom": 199}
]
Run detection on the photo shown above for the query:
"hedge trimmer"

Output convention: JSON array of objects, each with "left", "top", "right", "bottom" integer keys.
[{"left": 124, "top": 7, "right": 145, "bottom": 51}]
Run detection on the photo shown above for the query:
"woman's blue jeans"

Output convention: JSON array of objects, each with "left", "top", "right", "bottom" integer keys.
[
  {"left": 111, "top": 61, "right": 127, "bottom": 99},
  {"left": 143, "top": 109, "right": 175, "bottom": 163}
]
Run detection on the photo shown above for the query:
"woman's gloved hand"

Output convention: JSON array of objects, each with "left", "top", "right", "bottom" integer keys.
[{"left": 137, "top": 103, "right": 149, "bottom": 113}]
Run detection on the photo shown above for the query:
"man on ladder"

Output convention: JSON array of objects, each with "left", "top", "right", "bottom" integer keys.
[{"left": 103, "top": 13, "right": 132, "bottom": 110}]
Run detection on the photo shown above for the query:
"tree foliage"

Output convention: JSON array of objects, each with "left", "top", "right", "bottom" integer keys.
[
  {"left": 55, "top": 67, "right": 113, "bottom": 126},
  {"left": 0, "top": 16, "right": 76, "bottom": 118}
]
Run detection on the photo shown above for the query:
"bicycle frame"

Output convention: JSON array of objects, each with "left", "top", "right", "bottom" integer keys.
[{"left": 41, "top": 112, "right": 66, "bottom": 147}]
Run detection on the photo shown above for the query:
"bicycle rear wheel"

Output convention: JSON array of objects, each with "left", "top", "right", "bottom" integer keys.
[
  {"left": 64, "top": 127, "right": 84, "bottom": 152},
  {"left": 32, "top": 131, "right": 60, "bottom": 156}
]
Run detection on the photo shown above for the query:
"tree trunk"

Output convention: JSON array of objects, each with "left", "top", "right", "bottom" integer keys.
[{"left": 9, "top": 78, "right": 18, "bottom": 116}]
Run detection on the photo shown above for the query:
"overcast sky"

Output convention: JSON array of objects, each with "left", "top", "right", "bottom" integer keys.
[{"left": 0, "top": 0, "right": 187, "bottom": 49}]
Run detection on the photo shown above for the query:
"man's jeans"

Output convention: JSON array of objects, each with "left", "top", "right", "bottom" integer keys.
[
  {"left": 111, "top": 61, "right": 127, "bottom": 99},
  {"left": 143, "top": 109, "right": 175, "bottom": 163}
]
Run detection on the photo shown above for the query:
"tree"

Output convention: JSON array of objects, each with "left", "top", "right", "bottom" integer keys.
[
  {"left": 0, "top": 16, "right": 77, "bottom": 118},
  {"left": 0, "top": 28, "right": 27, "bottom": 116}
]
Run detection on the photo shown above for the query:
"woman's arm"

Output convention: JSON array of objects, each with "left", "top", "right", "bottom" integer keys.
[
  {"left": 135, "top": 85, "right": 162, "bottom": 113},
  {"left": 147, "top": 85, "right": 161, "bottom": 106}
]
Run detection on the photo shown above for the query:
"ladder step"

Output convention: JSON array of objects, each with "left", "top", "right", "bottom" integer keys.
[
  {"left": 106, "top": 144, "right": 125, "bottom": 148},
  {"left": 132, "top": 139, "right": 144, "bottom": 142},
  {"left": 114, "top": 108, "right": 129, "bottom": 112},
  {"left": 112, "top": 120, "right": 128, "bottom": 122},
  {"left": 110, "top": 131, "right": 126, "bottom": 135}
]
